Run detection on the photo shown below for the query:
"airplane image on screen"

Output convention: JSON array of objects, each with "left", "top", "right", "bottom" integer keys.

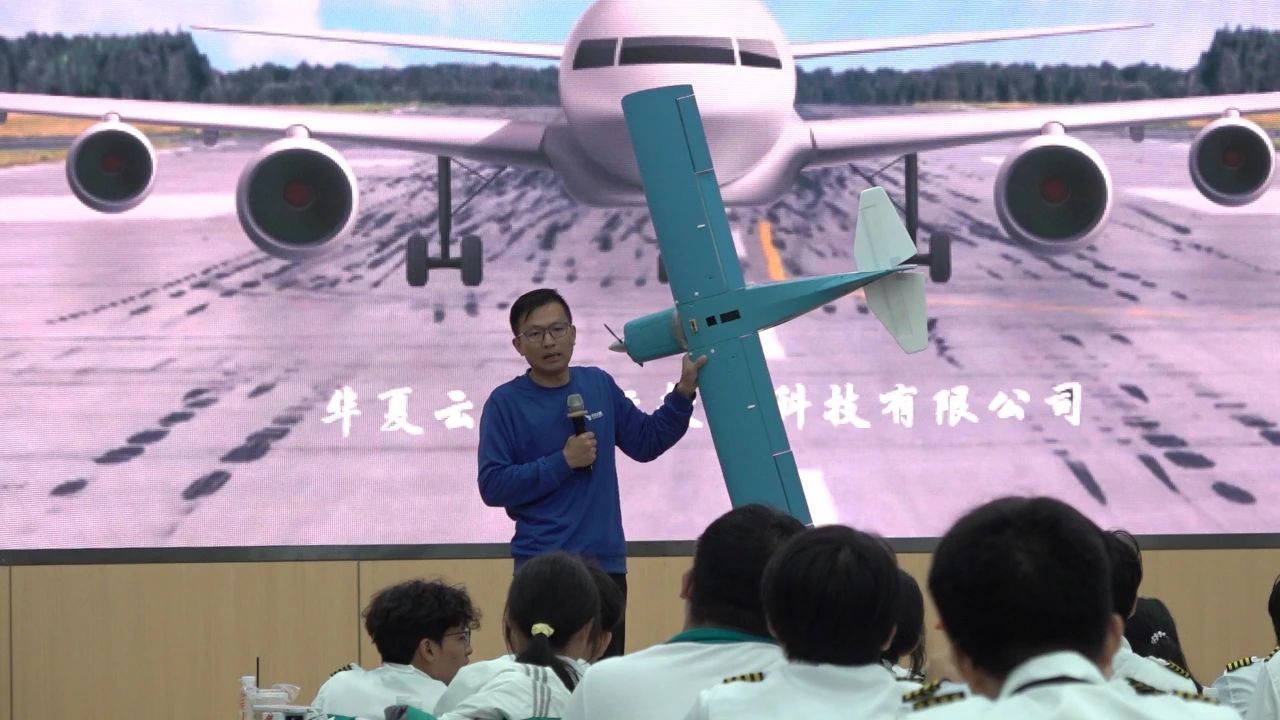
[
  {"left": 2, "top": 0, "right": 1279, "bottom": 287},
  {"left": 614, "top": 84, "right": 928, "bottom": 522}
]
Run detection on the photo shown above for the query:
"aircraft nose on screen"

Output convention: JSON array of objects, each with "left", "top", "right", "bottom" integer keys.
[{"left": 559, "top": 0, "right": 796, "bottom": 186}]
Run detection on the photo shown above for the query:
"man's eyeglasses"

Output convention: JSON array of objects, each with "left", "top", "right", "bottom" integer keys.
[
  {"left": 442, "top": 629, "right": 472, "bottom": 646},
  {"left": 517, "top": 322, "right": 571, "bottom": 343}
]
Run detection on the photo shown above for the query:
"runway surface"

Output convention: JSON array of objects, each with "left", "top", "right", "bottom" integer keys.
[{"left": 2, "top": 104, "right": 1278, "bottom": 549}]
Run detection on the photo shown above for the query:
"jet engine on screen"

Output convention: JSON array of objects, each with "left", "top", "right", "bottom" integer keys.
[
  {"left": 993, "top": 129, "right": 1113, "bottom": 254},
  {"left": 1189, "top": 114, "right": 1275, "bottom": 207},
  {"left": 66, "top": 119, "right": 157, "bottom": 213},
  {"left": 234, "top": 132, "right": 359, "bottom": 260}
]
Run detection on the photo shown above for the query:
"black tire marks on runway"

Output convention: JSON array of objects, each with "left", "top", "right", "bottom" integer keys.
[{"left": 180, "top": 386, "right": 323, "bottom": 501}]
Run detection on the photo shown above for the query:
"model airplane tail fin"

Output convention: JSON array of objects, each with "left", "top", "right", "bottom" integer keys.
[{"left": 854, "top": 187, "right": 929, "bottom": 354}]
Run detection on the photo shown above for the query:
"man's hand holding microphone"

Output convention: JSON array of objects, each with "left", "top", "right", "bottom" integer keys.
[{"left": 565, "top": 393, "right": 596, "bottom": 471}]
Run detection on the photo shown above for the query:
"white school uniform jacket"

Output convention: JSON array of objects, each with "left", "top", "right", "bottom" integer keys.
[
  {"left": 682, "top": 661, "right": 904, "bottom": 720},
  {"left": 311, "top": 662, "right": 447, "bottom": 719},
  {"left": 1214, "top": 650, "right": 1276, "bottom": 717},
  {"left": 562, "top": 627, "right": 785, "bottom": 720},
  {"left": 1112, "top": 637, "right": 1201, "bottom": 694},
  {"left": 906, "top": 652, "right": 1240, "bottom": 719},
  {"left": 434, "top": 654, "right": 591, "bottom": 720},
  {"left": 1246, "top": 652, "right": 1280, "bottom": 720}
]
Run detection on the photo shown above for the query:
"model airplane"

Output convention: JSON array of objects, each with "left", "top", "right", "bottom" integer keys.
[
  {"left": 612, "top": 84, "right": 927, "bottom": 522},
  {"left": 2, "top": 0, "right": 1278, "bottom": 287}
]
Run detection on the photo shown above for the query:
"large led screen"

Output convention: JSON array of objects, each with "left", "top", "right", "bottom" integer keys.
[{"left": 2, "top": 0, "right": 1279, "bottom": 551}]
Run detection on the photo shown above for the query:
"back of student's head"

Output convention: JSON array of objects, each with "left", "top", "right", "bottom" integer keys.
[
  {"left": 882, "top": 568, "right": 926, "bottom": 677},
  {"left": 928, "top": 496, "right": 1113, "bottom": 680},
  {"left": 1125, "top": 597, "right": 1199, "bottom": 691},
  {"left": 1102, "top": 529, "right": 1143, "bottom": 618},
  {"left": 762, "top": 524, "right": 899, "bottom": 665},
  {"left": 1269, "top": 575, "right": 1280, "bottom": 646},
  {"left": 688, "top": 504, "right": 806, "bottom": 636},
  {"left": 584, "top": 562, "right": 625, "bottom": 659},
  {"left": 363, "top": 579, "right": 479, "bottom": 664},
  {"left": 506, "top": 552, "right": 599, "bottom": 692}
]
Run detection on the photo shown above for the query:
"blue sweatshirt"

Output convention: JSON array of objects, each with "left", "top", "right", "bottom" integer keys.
[{"left": 477, "top": 365, "right": 694, "bottom": 573}]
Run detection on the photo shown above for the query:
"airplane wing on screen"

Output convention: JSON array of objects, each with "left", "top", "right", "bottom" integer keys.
[
  {"left": 190, "top": 24, "right": 564, "bottom": 60},
  {"left": 0, "top": 92, "right": 550, "bottom": 168},
  {"left": 803, "top": 91, "right": 1280, "bottom": 166},
  {"left": 790, "top": 21, "right": 1150, "bottom": 59}
]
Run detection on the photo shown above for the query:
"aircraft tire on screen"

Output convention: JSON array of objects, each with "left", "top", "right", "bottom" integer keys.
[
  {"left": 928, "top": 232, "right": 952, "bottom": 283},
  {"left": 407, "top": 232, "right": 428, "bottom": 286},
  {"left": 657, "top": 255, "right": 668, "bottom": 284},
  {"left": 460, "top": 235, "right": 483, "bottom": 287}
]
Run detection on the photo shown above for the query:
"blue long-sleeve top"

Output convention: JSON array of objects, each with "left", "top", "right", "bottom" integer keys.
[{"left": 477, "top": 365, "right": 694, "bottom": 573}]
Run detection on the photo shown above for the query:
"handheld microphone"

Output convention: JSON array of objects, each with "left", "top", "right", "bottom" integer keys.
[{"left": 567, "top": 393, "right": 591, "bottom": 472}]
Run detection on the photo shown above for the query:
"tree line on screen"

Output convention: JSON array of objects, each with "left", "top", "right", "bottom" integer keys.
[{"left": 0, "top": 28, "right": 1276, "bottom": 106}]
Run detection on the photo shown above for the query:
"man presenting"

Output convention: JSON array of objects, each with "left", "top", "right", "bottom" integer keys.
[{"left": 477, "top": 288, "right": 705, "bottom": 657}]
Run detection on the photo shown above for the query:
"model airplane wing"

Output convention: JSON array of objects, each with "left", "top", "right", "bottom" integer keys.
[
  {"left": 190, "top": 24, "right": 563, "bottom": 60},
  {"left": 804, "top": 91, "right": 1280, "bottom": 166},
  {"left": 620, "top": 86, "right": 746, "bottom": 304},
  {"left": 695, "top": 332, "right": 811, "bottom": 521},
  {"left": 791, "top": 21, "right": 1149, "bottom": 59},
  {"left": 0, "top": 92, "right": 549, "bottom": 167}
]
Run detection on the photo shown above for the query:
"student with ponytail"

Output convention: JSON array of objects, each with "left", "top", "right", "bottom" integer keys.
[{"left": 434, "top": 552, "right": 600, "bottom": 719}]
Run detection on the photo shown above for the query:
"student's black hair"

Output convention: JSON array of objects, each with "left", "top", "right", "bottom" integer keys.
[
  {"left": 509, "top": 288, "right": 572, "bottom": 336},
  {"left": 584, "top": 562, "right": 626, "bottom": 640},
  {"left": 882, "top": 568, "right": 927, "bottom": 678},
  {"left": 687, "top": 504, "right": 806, "bottom": 636},
  {"left": 1269, "top": 575, "right": 1280, "bottom": 646},
  {"left": 363, "top": 579, "right": 479, "bottom": 664},
  {"left": 1101, "top": 529, "right": 1143, "bottom": 618},
  {"left": 762, "top": 525, "right": 899, "bottom": 665},
  {"left": 928, "top": 496, "right": 1113, "bottom": 680},
  {"left": 1125, "top": 596, "right": 1201, "bottom": 692},
  {"left": 506, "top": 552, "right": 599, "bottom": 692}
]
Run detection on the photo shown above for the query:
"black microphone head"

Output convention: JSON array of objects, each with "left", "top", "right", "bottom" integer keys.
[{"left": 567, "top": 393, "right": 586, "bottom": 417}]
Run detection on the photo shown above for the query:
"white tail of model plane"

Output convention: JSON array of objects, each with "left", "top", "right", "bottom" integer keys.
[{"left": 854, "top": 187, "right": 929, "bottom": 354}]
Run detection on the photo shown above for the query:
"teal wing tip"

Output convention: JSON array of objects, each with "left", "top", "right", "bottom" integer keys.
[{"left": 622, "top": 84, "right": 695, "bottom": 109}]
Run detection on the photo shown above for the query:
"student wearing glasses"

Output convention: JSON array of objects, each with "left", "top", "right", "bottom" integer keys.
[
  {"left": 477, "top": 287, "right": 705, "bottom": 658},
  {"left": 312, "top": 579, "right": 479, "bottom": 719}
]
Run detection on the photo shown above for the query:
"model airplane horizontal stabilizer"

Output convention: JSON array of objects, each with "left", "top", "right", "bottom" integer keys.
[{"left": 855, "top": 187, "right": 930, "bottom": 354}]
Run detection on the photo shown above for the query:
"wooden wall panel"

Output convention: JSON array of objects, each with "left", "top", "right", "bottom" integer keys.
[
  {"left": 1, "top": 566, "right": 10, "bottom": 720},
  {"left": 622, "top": 555, "right": 691, "bottom": 649},
  {"left": 11, "top": 562, "right": 358, "bottom": 720},
  {"left": 1141, "top": 547, "right": 1280, "bottom": 684},
  {"left": 2, "top": 546, "right": 1277, "bottom": 720}
]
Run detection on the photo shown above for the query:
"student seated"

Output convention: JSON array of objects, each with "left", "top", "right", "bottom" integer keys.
[
  {"left": 313, "top": 579, "right": 478, "bottom": 719},
  {"left": 1242, "top": 576, "right": 1280, "bottom": 720},
  {"left": 1126, "top": 597, "right": 1204, "bottom": 694},
  {"left": 882, "top": 568, "right": 928, "bottom": 691},
  {"left": 1215, "top": 576, "right": 1280, "bottom": 717},
  {"left": 563, "top": 504, "right": 803, "bottom": 720},
  {"left": 584, "top": 562, "right": 626, "bottom": 662},
  {"left": 433, "top": 552, "right": 599, "bottom": 720},
  {"left": 917, "top": 496, "right": 1238, "bottom": 718},
  {"left": 683, "top": 524, "right": 905, "bottom": 720},
  {"left": 1102, "top": 530, "right": 1200, "bottom": 695}
]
